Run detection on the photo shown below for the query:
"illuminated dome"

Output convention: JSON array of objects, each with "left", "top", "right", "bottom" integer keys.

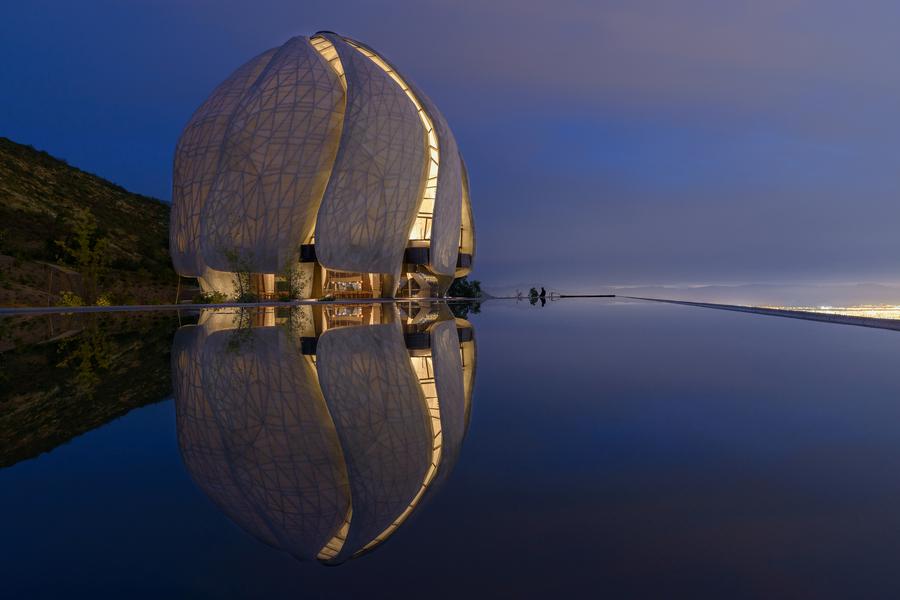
[
  {"left": 172, "top": 304, "right": 476, "bottom": 563},
  {"left": 170, "top": 32, "right": 474, "bottom": 299}
]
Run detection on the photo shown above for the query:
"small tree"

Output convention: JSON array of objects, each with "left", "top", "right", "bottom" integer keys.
[
  {"left": 280, "top": 263, "right": 311, "bottom": 300},
  {"left": 57, "top": 291, "right": 84, "bottom": 307},
  {"left": 226, "top": 308, "right": 255, "bottom": 352},
  {"left": 448, "top": 277, "right": 483, "bottom": 298},
  {"left": 56, "top": 208, "right": 111, "bottom": 304},
  {"left": 57, "top": 314, "right": 113, "bottom": 397},
  {"left": 223, "top": 248, "right": 256, "bottom": 302},
  {"left": 450, "top": 302, "right": 481, "bottom": 319}
]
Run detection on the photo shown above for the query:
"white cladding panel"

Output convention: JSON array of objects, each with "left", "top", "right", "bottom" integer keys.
[
  {"left": 456, "top": 158, "right": 476, "bottom": 277},
  {"left": 176, "top": 323, "right": 352, "bottom": 562},
  {"left": 171, "top": 49, "right": 277, "bottom": 276},
  {"left": 316, "top": 321, "right": 432, "bottom": 559},
  {"left": 201, "top": 37, "right": 345, "bottom": 273},
  {"left": 314, "top": 35, "right": 427, "bottom": 275},
  {"left": 430, "top": 318, "right": 466, "bottom": 481},
  {"left": 410, "top": 85, "right": 462, "bottom": 277},
  {"left": 173, "top": 325, "right": 282, "bottom": 549}
]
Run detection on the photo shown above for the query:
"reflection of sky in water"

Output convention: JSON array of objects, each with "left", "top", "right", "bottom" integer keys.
[{"left": 6, "top": 299, "right": 900, "bottom": 596}]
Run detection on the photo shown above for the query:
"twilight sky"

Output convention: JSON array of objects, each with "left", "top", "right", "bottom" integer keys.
[{"left": 3, "top": 0, "right": 900, "bottom": 292}]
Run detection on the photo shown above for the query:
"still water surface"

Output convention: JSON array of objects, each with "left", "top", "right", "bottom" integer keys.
[{"left": 4, "top": 299, "right": 900, "bottom": 598}]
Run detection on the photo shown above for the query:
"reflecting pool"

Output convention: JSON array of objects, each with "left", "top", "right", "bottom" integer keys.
[
  {"left": 173, "top": 303, "right": 474, "bottom": 564},
  {"left": 5, "top": 298, "right": 900, "bottom": 597}
]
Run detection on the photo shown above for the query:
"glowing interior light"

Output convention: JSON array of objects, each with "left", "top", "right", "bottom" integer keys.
[
  {"left": 317, "top": 506, "right": 353, "bottom": 560},
  {"left": 357, "top": 353, "right": 443, "bottom": 554},
  {"left": 345, "top": 40, "right": 439, "bottom": 243},
  {"left": 309, "top": 36, "right": 347, "bottom": 90}
]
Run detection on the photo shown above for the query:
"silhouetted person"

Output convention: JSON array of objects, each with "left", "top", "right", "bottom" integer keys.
[
  {"left": 540, "top": 296, "right": 546, "bottom": 307},
  {"left": 540, "top": 287, "right": 546, "bottom": 298}
]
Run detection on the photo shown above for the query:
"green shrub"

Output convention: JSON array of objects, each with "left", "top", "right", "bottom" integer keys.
[
  {"left": 448, "top": 277, "right": 483, "bottom": 298},
  {"left": 194, "top": 291, "right": 229, "bottom": 304},
  {"left": 58, "top": 291, "right": 83, "bottom": 306},
  {"left": 234, "top": 292, "right": 259, "bottom": 304}
]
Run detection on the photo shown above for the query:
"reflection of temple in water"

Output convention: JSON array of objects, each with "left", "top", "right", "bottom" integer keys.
[{"left": 171, "top": 303, "right": 475, "bottom": 564}]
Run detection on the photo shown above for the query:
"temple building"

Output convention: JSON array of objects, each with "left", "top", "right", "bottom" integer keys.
[
  {"left": 170, "top": 32, "right": 475, "bottom": 299},
  {"left": 172, "top": 303, "right": 476, "bottom": 563}
]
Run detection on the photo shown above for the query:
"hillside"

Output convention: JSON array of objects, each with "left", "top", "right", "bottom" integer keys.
[{"left": 0, "top": 137, "right": 179, "bottom": 305}]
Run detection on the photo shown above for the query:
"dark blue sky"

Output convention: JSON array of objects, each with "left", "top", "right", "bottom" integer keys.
[{"left": 4, "top": 0, "right": 900, "bottom": 292}]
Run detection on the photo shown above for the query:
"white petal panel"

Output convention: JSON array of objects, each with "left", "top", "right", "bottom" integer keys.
[
  {"left": 173, "top": 324, "right": 282, "bottom": 549},
  {"left": 456, "top": 158, "right": 476, "bottom": 277},
  {"left": 430, "top": 319, "right": 466, "bottom": 480},
  {"left": 315, "top": 321, "right": 432, "bottom": 559},
  {"left": 411, "top": 85, "right": 463, "bottom": 277},
  {"left": 177, "top": 321, "right": 352, "bottom": 562},
  {"left": 314, "top": 34, "right": 427, "bottom": 276},
  {"left": 200, "top": 37, "right": 345, "bottom": 273},
  {"left": 170, "top": 49, "right": 277, "bottom": 277}
]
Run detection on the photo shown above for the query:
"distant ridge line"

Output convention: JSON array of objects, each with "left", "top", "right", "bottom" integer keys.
[{"left": 622, "top": 296, "right": 900, "bottom": 332}]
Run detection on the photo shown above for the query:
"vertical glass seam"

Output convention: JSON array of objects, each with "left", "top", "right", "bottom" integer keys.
[{"left": 344, "top": 39, "right": 439, "bottom": 243}]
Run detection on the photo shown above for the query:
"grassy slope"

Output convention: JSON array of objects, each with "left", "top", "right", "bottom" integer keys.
[{"left": 0, "top": 137, "right": 178, "bottom": 305}]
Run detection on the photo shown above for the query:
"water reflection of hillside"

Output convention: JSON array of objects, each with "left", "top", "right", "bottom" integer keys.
[
  {"left": 0, "top": 312, "right": 180, "bottom": 467},
  {"left": 172, "top": 302, "right": 476, "bottom": 564}
]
